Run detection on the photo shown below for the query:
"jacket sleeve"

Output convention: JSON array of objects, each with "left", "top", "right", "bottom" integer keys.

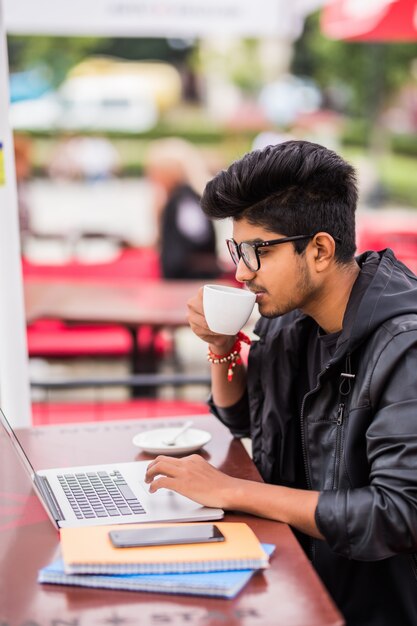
[
  {"left": 316, "top": 328, "right": 417, "bottom": 560},
  {"left": 207, "top": 390, "right": 251, "bottom": 438},
  {"left": 205, "top": 317, "right": 270, "bottom": 439}
]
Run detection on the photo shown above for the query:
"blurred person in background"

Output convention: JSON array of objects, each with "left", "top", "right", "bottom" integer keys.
[
  {"left": 48, "top": 134, "right": 121, "bottom": 182},
  {"left": 13, "top": 132, "right": 33, "bottom": 247},
  {"left": 145, "top": 138, "right": 220, "bottom": 280}
]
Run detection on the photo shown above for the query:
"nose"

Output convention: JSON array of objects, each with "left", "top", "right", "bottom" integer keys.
[{"left": 235, "top": 257, "right": 256, "bottom": 283}]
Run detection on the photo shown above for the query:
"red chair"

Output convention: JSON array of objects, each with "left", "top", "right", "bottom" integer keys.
[
  {"left": 22, "top": 246, "right": 161, "bottom": 282},
  {"left": 32, "top": 399, "right": 209, "bottom": 426},
  {"left": 31, "top": 373, "right": 211, "bottom": 426},
  {"left": 27, "top": 319, "right": 133, "bottom": 357},
  {"left": 356, "top": 213, "right": 417, "bottom": 274},
  {"left": 23, "top": 246, "right": 173, "bottom": 360}
]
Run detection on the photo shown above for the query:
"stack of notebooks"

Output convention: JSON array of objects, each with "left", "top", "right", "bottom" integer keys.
[{"left": 38, "top": 522, "right": 275, "bottom": 599}]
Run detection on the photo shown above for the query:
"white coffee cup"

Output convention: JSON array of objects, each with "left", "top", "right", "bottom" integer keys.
[{"left": 203, "top": 284, "right": 256, "bottom": 335}]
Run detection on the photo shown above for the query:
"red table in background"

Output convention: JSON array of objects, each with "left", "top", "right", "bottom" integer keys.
[
  {"left": 24, "top": 278, "right": 207, "bottom": 328},
  {"left": 23, "top": 247, "right": 165, "bottom": 361},
  {"left": 24, "top": 278, "right": 213, "bottom": 394}
]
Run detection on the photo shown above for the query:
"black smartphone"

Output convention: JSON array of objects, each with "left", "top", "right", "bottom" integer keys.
[{"left": 109, "top": 524, "right": 225, "bottom": 548}]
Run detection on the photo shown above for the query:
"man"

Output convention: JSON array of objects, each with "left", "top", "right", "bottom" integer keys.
[{"left": 145, "top": 141, "right": 417, "bottom": 625}]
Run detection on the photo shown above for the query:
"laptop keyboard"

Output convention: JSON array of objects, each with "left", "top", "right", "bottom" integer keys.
[{"left": 57, "top": 470, "right": 146, "bottom": 520}]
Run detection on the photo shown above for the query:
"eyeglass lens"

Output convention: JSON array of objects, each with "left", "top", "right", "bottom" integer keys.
[
  {"left": 227, "top": 240, "right": 258, "bottom": 271},
  {"left": 240, "top": 243, "right": 258, "bottom": 271},
  {"left": 227, "top": 240, "right": 240, "bottom": 265}
]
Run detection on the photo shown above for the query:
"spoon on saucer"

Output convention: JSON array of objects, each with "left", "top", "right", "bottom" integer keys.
[{"left": 162, "top": 420, "right": 194, "bottom": 446}]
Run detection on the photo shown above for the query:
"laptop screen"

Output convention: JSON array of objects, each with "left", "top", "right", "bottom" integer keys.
[{"left": 0, "top": 408, "right": 36, "bottom": 480}]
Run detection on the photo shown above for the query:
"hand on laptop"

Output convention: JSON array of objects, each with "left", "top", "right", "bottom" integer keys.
[{"left": 145, "top": 454, "right": 239, "bottom": 509}]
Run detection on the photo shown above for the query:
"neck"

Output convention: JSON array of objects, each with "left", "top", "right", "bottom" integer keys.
[{"left": 305, "top": 260, "right": 360, "bottom": 334}]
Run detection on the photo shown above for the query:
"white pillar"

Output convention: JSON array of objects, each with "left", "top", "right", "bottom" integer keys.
[{"left": 0, "top": 0, "right": 32, "bottom": 427}]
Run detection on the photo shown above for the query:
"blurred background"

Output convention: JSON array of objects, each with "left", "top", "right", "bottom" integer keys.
[{"left": 4, "top": 0, "right": 417, "bottom": 422}]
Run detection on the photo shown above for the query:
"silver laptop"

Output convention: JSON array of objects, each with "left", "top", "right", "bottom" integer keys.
[{"left": 0, "top": 409, "right": 224, "bottom": 529}]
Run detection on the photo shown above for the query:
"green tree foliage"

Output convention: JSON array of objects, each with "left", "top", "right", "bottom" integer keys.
[
  {"left": 292, "top": 11, "right": 417, "bottom": 118},
  {"left": 7, "top": 36, "right": 194, "bottom": 87},
  {"left": 8, "top": 36, "right": 102, "bottom": 86}
]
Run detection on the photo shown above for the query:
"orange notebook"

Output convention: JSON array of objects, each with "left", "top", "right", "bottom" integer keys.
[{"left": 60, "top": 522, "right": 269, "bottom": 575}]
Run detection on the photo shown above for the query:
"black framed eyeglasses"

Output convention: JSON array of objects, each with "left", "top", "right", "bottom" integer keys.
[{"left": 226, "top": 234, "right": 315, "bottom": 272}]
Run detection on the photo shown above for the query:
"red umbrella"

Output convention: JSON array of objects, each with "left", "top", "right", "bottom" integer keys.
[{"left": 321, "top": 0, "right": 417, "bottom": 41}]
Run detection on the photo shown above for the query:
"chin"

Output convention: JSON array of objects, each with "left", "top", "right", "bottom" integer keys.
[
  {"left": 259, "top": 297, "right": 296, "bottom": 318},
  {"left": 258, "top": 305, "right": 282, "bottom": 319}
]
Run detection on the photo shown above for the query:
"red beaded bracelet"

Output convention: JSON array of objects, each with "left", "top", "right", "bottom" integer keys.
[{"left": 207, "top": 331, "right": 251, "bottom": 381}]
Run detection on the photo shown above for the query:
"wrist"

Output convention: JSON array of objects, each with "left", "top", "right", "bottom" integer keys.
[
  {"left": 220, "top": 476, "right": 245, "bottom": 509},
  {"left": 207, "top": 332, "right": 251, "bottom": 382},
  {"left": 208, "top": 336, "right": 236, "bottom": 354}
]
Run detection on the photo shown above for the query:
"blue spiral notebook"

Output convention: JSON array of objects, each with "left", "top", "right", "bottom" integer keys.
[{"left": 38, "top": 544, "right": 275, "bottom": 599}]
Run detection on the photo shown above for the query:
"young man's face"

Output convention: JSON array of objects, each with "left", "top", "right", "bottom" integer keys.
[{"left": 232, "top": 218, "right": 318, "bottom": 319}]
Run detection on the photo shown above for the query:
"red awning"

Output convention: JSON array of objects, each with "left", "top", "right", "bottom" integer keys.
[{"left": 321, "top": 0, "right": 417, "bottom": 41}]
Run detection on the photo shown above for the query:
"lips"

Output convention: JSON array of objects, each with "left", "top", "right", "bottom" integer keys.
[{"left": 246, "top": 284, "right": 266, "bottom": 301}]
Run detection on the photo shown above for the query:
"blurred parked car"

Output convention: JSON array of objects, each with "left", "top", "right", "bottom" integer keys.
[
  {"left": 10, "top": 67, "right": 52, "bottom": 103},
  {"left": 58, "top": 74, "right": 157, "bottom": 132},
  {"left": 10, "top": 93, "right": 61, "bottom": 131},
  {"left": 67, "top": 57, "right": 182, "bottom": 112},
  {"left": 10, "top": 58, "right": 182, "bottom": 133}
]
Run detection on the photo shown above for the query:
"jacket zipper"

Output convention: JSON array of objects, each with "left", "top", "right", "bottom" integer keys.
[
  {"left": 333, "top": 354, "right": 354, "bottom": 489},
  {"left": 300, "top": 367, "right": 329, "bottom": 563},
  {"left": 332, "top": 402, "right": 345, "bottom": 489},
  {"left": 410, "top": 554, "right": 417, "bottom": 582},
  {"left": 300, "top": 391, "right": 316, "bottom": 491},
  {"left": 300, "top": 362, "right": 349, "bottom": 561},
  {"left": 300, "top": 356, "right": 354, "bottom": 563},
  {"left": 300, "top": 390, "right": 315, "bottom": 562},
  {"left": 300, "top": 364, "right": 332, "bottom": 489}
]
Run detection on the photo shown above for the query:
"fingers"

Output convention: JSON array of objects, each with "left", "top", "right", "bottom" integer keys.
[
  {"left": 186, "top": 290, "right": 204, "bottom": 319},
  {"left": 146, "top": 454, "right": 181, "bottom": 469},
  {"left": 145, "top": 455, "right": 196, "bottom": 497},
  {"left": 187, "top": 313, "right": 211, "bottom": 337},
  {"left": 148, "top": 476, "right": 176, "bottom": 494},
  {"left": 145, "top": 454, "right": 206, "bottom": 485},
  {"left": 145, "top": 456, "right": 181, "bottom": 482},
  {"left": 186, "top": 294, "right": 210, "bottom": 334},
  {"left": 186, "top": 290, "right": 234, "bottom": 346},
  {"left": 145, "top": 455, "right": 231, "bottom": 508}
]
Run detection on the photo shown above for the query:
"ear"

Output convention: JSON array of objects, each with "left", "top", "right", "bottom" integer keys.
[{"left": 309, "top": 232, "right": 337, "bottom": 273}]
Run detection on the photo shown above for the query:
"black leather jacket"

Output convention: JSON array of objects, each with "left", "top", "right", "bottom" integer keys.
[{"left": 212, "top": 250, "right": 417, "bottom": 626}]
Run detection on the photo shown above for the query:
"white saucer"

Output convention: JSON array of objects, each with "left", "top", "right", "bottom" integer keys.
[{"left": 132, "top": 427, "right": 212, "bottom": 456}]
